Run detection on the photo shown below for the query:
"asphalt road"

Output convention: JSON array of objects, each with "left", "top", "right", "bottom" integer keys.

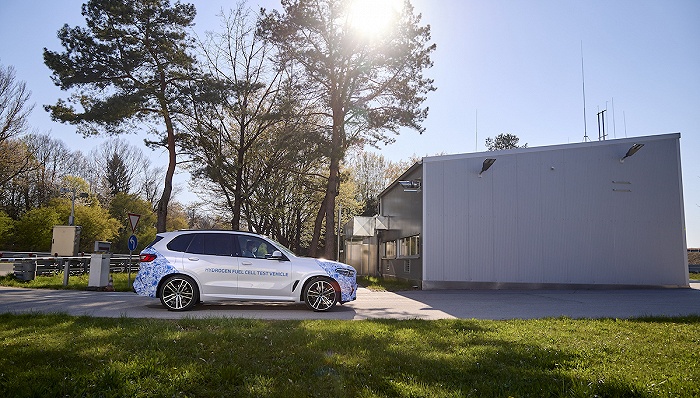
[{"left": 1, "top": 283, "right": 700, "bottom": 320}]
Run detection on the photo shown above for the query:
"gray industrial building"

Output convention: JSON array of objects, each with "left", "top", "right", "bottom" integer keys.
[{"left": 343, "top": 133, "right": 689, "bottom": 289}]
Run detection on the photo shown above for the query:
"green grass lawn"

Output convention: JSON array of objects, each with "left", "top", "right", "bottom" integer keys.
[
  {"left": 0, "top": 272, "right": 136, "bottom": 292},
  {"left": 1, "top": 273, "right": 699, "bottom": 396},
  {"left": 358, "top": 275, "right": 418, "bottom": 291},
  {"left": 0, "top": 314, "right": 698, "bottom": 397}
]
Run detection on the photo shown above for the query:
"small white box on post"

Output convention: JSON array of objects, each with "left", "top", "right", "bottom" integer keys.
[{"left": 88, "top": 241, "right": 111, "bottom": 289}]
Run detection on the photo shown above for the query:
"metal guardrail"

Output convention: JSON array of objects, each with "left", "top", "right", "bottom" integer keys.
[{"left": 2, "top": 254, "right": 139, "bottom": 283}]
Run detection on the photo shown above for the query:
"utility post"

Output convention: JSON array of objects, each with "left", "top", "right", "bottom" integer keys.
[{"left": 59, "top": 187, "right": 88, "bottom": 225}]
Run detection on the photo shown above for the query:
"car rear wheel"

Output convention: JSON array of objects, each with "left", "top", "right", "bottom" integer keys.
[
  {"left": 304, "top": 278, "right": 338, "bottom": 312},
  {"left": 159, "top": 275, "right": 199, "bottom": 311}
]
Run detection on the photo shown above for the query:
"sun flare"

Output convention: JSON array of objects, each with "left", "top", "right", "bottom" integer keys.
[{"left": 346, "top": 0, "right": 404, "bottom": 38}]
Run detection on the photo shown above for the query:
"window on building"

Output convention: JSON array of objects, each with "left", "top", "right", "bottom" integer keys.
[
  {"left": 398, "top": 235, "right": 420, "bottom": 258},
  {"left": 383, "top": 241, "right": 396, "bottom": 259}
]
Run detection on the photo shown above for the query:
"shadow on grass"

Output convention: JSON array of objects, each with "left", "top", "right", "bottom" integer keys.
[
  {"left": 1, "top": 314, "right": 683, "bottom": 397},
  {"left": 299, "top": 319, "right": 652, "bottom": 397}
]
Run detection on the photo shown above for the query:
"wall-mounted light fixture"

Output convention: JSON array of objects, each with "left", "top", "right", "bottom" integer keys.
[
  {"left": 479, "top": 158, "right": 496, "bottom": 177},
  {"left": 398, "top": 179, "right": 421, "bottom": 192},
  {"left": 620, "top": 143, "right": 644, "bottom": 163}
]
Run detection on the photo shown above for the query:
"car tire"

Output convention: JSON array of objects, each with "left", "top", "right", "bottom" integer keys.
[
  {"left": 159, "top": 274, "right": 199, "bottom": 311},
  {"left": 303, "top": 277, "right": 338, "bottom": 312}
]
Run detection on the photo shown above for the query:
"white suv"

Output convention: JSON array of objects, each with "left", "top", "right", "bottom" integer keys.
[{"left": 133, "top": 230, "right": 357, "bottom": 311}]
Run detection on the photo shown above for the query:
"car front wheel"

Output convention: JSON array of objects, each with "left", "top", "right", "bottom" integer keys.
[
  {"left": 159, "top": 275, "right": 199, "bottom": 311},
  {"left": 304, "top": 278, "right": 338, "bottom": 312}
]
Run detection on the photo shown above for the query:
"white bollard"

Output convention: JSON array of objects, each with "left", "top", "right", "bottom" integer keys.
[{"left": 87, "top": 253, "right": 111, "bottom": 289}]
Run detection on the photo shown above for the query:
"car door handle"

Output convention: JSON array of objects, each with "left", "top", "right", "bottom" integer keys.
[
  {"left": 241, "top": 261, "right": 252, "bottom": 266},
  {"left": 188, "top": 257, "right": 199, "bottom": 261}
]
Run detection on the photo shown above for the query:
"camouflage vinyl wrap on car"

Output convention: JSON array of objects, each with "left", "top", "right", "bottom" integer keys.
[
  {"left": 133, "top": 247, "right": 178, "bottom": 298},
  {"left": 315, "top": 259, "right": 357, "bottom": 302}
]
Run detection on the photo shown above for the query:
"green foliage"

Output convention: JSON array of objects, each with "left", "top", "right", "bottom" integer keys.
[
  {"left": 43, "top": 0, "right": 199, "bottom": 134},
  {"left": 165, "top": 201, "right": 189, "bottom": 232},
  {"left": 485, "top": 132, "right": 528, "bottom": 151},
  {"left": 42, "top": 0, "right": 222, "bottom": 233},
  {"left": 12, "top": 206, "right": 62, "bottom": 251},
  {"left": 73, "top": 202, "right": 121, "bottom": 253},
  {"left": 108, "top": 192, "right": 157, "bottom": 252},
  {"left": 358, "top": 275, "right": 418, "bottom": 291},
  {"left": 105, "top": 150, "right": 130, "bottom": 195},
  {"left": 260, "top": 0, "right": 436, "bottom": 257},
  {"left": 260, "top": 0, "right": 436, "bottom": 142},
  {"left": 0, "top": 210, "right": 13, "bottom": 247},
  {"left": 0, "top": 315, "right": 698, "bottom": 397},
  {"left": 59, "top": 175, "right": 91, "bottom": 197},
  {"left": 7, "top": 198, "right": 119, "bottom": 252}
]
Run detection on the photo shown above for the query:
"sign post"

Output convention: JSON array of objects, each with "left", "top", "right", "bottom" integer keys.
[{"left": 127, "top": 213, "right": 141, "bottom": 289}]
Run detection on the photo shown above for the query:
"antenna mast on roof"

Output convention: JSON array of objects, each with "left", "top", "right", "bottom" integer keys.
[
  {"left": 597, "top": 107, "right": 607, "bottom": 141},
  {"left": 475, "top": 109, "right": 478, "bottom": 152},
  {"left": 581, "top": 41, "right": 589, "bottom": 142}
]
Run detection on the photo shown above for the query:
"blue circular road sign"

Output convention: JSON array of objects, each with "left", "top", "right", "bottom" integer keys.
[{"left": 128, "top": 234, "right": 138, "bottom": 251}]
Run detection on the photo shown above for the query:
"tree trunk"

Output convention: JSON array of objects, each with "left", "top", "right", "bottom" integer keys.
[
  {"left": 156, "top": 108, "right": 176, "bottom": 233},
  {"left": 323, "top": 154, "right": 340, "bottom": 260},
  {"left": 232, "top": 145, "right": 245, "bottom": 231},
  {"left": 309, "top": 194, "right": 327, "bottom": 257},
  {"left": 294, "top": 208, "right": 302, "bottom": 254},
  {"left": 321, "top": 106, "right": 345, "bottom": 260}
]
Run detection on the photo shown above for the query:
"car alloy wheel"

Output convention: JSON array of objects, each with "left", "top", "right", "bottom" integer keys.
[
  {"left": 159, "top": 275, "right": 199, "bottom": 311},
  {"left": 304, "top": 278, "right": 338, "bottom": 311}
]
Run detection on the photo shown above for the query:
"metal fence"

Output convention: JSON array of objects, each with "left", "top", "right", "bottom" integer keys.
[{"left": 0, "top": 252, "right": 138, "bottom": 281}]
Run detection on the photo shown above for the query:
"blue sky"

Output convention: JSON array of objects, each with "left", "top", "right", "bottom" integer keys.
[{"left": 1, "top": 0, "right": 699, "bottom": 246}]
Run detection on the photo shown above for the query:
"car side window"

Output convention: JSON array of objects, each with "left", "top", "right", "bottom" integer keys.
[
  {"left": 237, "top": 236, "right": 274, "bottom": 259},
  {"left": 205, "top": 233, "right": 235, "bottom": 256},
  {"left": 187, "top": 233, "right": 235, "bottom": 256},
  {"left": 167, "top": 234, "right": 194, "bottom": 252}
]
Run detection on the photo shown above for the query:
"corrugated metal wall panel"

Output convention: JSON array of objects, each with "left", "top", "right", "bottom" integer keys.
[
  {"left": 442, "top": 159, "right": 470, "bottom": 280},
  {"left": 561, "top": 146, "right": 610, "bottom": 284},
  {"left": 492, "top": 155, "right": 519, "bottom": 282},
  {"left": 421, "top": 133, "right": 686, "bottom": 288},
  {"left": 606, "top": 137, "right": 687, "bottom": 285},
  {"left": 539, "top": 150, "right": 567, "bottom": 283},
  {"left": 515, "top": 153, "right": 545, "bottom": 282},
  {"left": 467, "top": 158, "right": 494, "bottom": 281},
  {"left": 423, "top": 161, "right": 444, "bottom": 281}
]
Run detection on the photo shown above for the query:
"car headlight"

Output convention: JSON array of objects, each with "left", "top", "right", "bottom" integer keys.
[{"left": 335, "top": 268, "right": 355, "bottom": 277}]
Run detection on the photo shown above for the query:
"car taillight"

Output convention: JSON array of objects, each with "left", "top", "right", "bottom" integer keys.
[{"left": 140, "top": 253, "right": 157, "bottom": 262}]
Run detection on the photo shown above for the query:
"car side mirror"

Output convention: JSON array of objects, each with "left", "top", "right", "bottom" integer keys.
[{"left": 268, "top": 250, "right": 285, "bottom": 260}]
